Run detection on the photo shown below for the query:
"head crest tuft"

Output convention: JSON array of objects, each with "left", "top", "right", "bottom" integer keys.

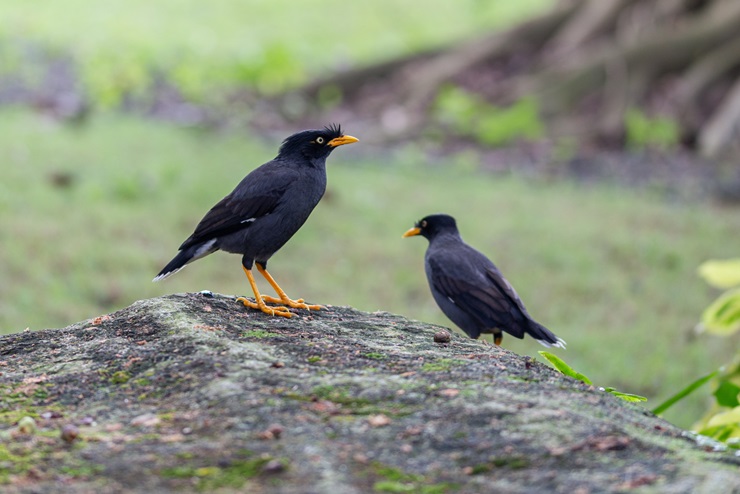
[{"left": 324, "top": 123, "right": 343, "bottom": 136}]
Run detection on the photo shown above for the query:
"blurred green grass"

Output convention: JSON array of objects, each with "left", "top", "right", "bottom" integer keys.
[
  {"left": 2, "top": 109, "right": 739, "bottom": 429},
  {"left": 0, "top": 0, "right": 552, "bottom": 103}
]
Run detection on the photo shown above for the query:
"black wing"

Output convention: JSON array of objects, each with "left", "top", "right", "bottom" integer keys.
[
  {"left": 428, "top": 256, "right": 531, "bottom": 338},
  {"left": 179, "top": 163, "right": 297, "bottom": 250}
]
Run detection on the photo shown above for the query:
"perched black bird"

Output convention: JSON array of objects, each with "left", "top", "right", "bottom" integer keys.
[
  {"left": 154, "top": 125, "right": 358, "bottom": 318},
  {"left": 403, "top": 214, "right": 565, "bottom": 348}
]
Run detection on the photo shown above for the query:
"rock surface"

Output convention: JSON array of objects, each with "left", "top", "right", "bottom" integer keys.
[{"left": 1, "top": 293, "right": 738, "bottom": 493}]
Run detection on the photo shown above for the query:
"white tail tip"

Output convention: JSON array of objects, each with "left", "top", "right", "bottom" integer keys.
[
  {"left": 152, "top": 266, "right": 185, "bottom": 282},
  {"left": 537, "top": 337, "right": 567, "bottom": 349}
]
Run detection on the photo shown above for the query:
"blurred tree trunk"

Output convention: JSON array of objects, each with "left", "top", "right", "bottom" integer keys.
[{"left": 293, "top": 0, "right": 740, "bottom": 158}]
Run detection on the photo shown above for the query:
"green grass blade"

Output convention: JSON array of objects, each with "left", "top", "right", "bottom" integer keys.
[
  {"left": 538, "top": 351, "right": 592, "bottom": 385},
  {"left": 608, "top": 391, "right": 647, "bottom": 403},
  {"left": 652, "top": 370, "right": 719, "bottom": 415}
]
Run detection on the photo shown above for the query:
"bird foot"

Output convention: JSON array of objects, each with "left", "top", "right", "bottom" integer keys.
[
  {"left": 261, "top": 295, "right": 322, "bottom": 311},
  {"left": 236, "top": 297, "right": 293, "bottom": 318}
]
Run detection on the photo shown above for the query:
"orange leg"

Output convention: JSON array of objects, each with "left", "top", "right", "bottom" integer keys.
[
  {"left": 494, "top": 334, "right": 503, "bottom": 346},
  {"left": 236, "top": 266, "right": 293, "bottom": 318},
  {"left": 256, "top": 263, "right": 322, "bottom": 311}
]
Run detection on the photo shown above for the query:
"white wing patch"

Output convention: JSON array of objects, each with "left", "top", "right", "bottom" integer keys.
[
  {"left": 241, "top": 217, "right": 256, "bottom": 224},
  {"left": 191, "top": 238, "right": 218, "bottom": 259}
]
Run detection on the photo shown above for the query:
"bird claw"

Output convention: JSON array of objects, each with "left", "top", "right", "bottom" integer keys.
[
  {"left": 236, "top": 296, "right": 293, "bottom": 318},
  {"left": 261, "top": 295, "right": 322, "bottom": 312}
]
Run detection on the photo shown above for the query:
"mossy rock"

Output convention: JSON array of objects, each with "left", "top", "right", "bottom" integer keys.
[{"left": 1, "top": 293, "right": 738, "bottom": 493}]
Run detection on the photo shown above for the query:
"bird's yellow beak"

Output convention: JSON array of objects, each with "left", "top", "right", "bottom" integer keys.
[
  {"left": 402, "top": 227, "right": 421, "bottom": 238},
  {"left": 327, "top": 135, "right": 359, "bottom": 147}
]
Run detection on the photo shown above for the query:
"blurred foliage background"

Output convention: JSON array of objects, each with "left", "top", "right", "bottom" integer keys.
[{"left": 1, "top": 0, "right": 739, "bottom": 433}]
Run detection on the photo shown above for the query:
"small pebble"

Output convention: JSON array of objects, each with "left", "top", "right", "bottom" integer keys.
[
  {"left": 433, "top": 330, "right": 451, "bottom": 343},
  {"left": 267, "top": 424, "right": 284, "bottom": 439},
  {"left": 61, "top": 424, "right": 79, "bottom": 443},
  {"left": 80, "top": 416, "right": 97, "bottom": 426},
  {"left": 262, "top": 459, "right": 285, "bottom": 474},
  {"left": 131, "top": 413, "right": 160, "bottom": 427}
]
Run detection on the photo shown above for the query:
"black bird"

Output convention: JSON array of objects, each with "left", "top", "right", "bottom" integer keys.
[
  {"left": 154, "top": 125, "right": 358, "bottom": 318},
  {"left": 403, "top": 214, "right": 565, "bottom": 348}
]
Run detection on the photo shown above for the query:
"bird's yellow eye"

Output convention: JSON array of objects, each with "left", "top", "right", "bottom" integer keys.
[{"left": 316, "top": 137, "right": 325, "bottom": 144}]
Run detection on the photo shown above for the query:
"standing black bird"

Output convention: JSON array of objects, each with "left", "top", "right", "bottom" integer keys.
[
  {"left": 403, "top": 214, "right": 565, "bottom": 348},
  {"left": 154, "top": 125, "right": 358, "bottom": 318}
]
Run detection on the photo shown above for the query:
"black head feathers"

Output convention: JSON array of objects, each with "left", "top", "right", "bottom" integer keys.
[
  {"left": 405, "top": 214, "right": 460, "bottom": 241},
  {"left": 278, "top": 124, "right": 357, "bottom": 161}
]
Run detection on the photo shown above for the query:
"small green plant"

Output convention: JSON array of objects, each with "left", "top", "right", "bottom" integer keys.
[
  {"left": 109, "top": 370, "right": 132, "bottom": 384},
  {"left": 697, "top": 259, "right": 740, "bottom": 335},
  {"left": 538, "top": 352, "right": 647, "bottom": 403},
  {"left": 371, "top": 462, "right": 459, "bottom": 493},
  {"left": 653, "top": 258, "right": 740, "bottom": 448},
  {"left": 161, "top": 454, "right": 286, "bottom": 490},
  {"left": 434, "top": 85, "right": 544, "bottom": 146},
  {"left": 624, "top": 108, "right": 680, "bottom": 150}
]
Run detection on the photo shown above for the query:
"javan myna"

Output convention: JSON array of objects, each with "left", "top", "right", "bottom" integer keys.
[
  {"left": 404, "top": 214, "right": 566, "bottom": 348},
  {"left": 154, "top": 125, "right": 358, "bottom": 318}
]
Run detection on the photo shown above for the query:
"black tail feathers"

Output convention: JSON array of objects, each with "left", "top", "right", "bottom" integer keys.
[
  {"left": 153, "top": 239, "right": 218, "bottom": 282},
  {"left": 527, "top": 321, "right": 567, "bottom": 349}
]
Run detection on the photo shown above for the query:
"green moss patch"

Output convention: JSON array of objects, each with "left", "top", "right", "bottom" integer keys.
[{"left": 161, "top": 452, "right": 288, "bottom": 491}]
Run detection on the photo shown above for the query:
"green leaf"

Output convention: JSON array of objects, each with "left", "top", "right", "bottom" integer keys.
[
  {"left": 700, "top": 288, "right": 740, "bottom": 336},
  {"left": 652, "top": 370, "right": 719, "bottom": 415},
  {"left": 698, "top": 424, "right": 739, "bottom": 443},
  {"left": 714, "top": 380, "right": 740, "bottom": 408},
  {"left": 698, "top": 259, "right": 740, "bottom": 289},
  {"left": 706, "top": 406, "right": 740, "bottom": 428},
  {"left": 608, "top": 390, "right": 648, "bottom": 403},
  {"left": 538, "top": 351, "right": 592, "bottom": 385}
]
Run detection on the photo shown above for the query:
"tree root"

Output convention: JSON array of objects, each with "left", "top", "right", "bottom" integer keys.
[
  {"left": 282, "top": 0, "right": 740, "bottom": 155},
  {"left": 699, "top": 77, "right": 740, "bottom": 157},
  {"left": 677, "top": 34, "right": 740, "bottom": 127}
]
